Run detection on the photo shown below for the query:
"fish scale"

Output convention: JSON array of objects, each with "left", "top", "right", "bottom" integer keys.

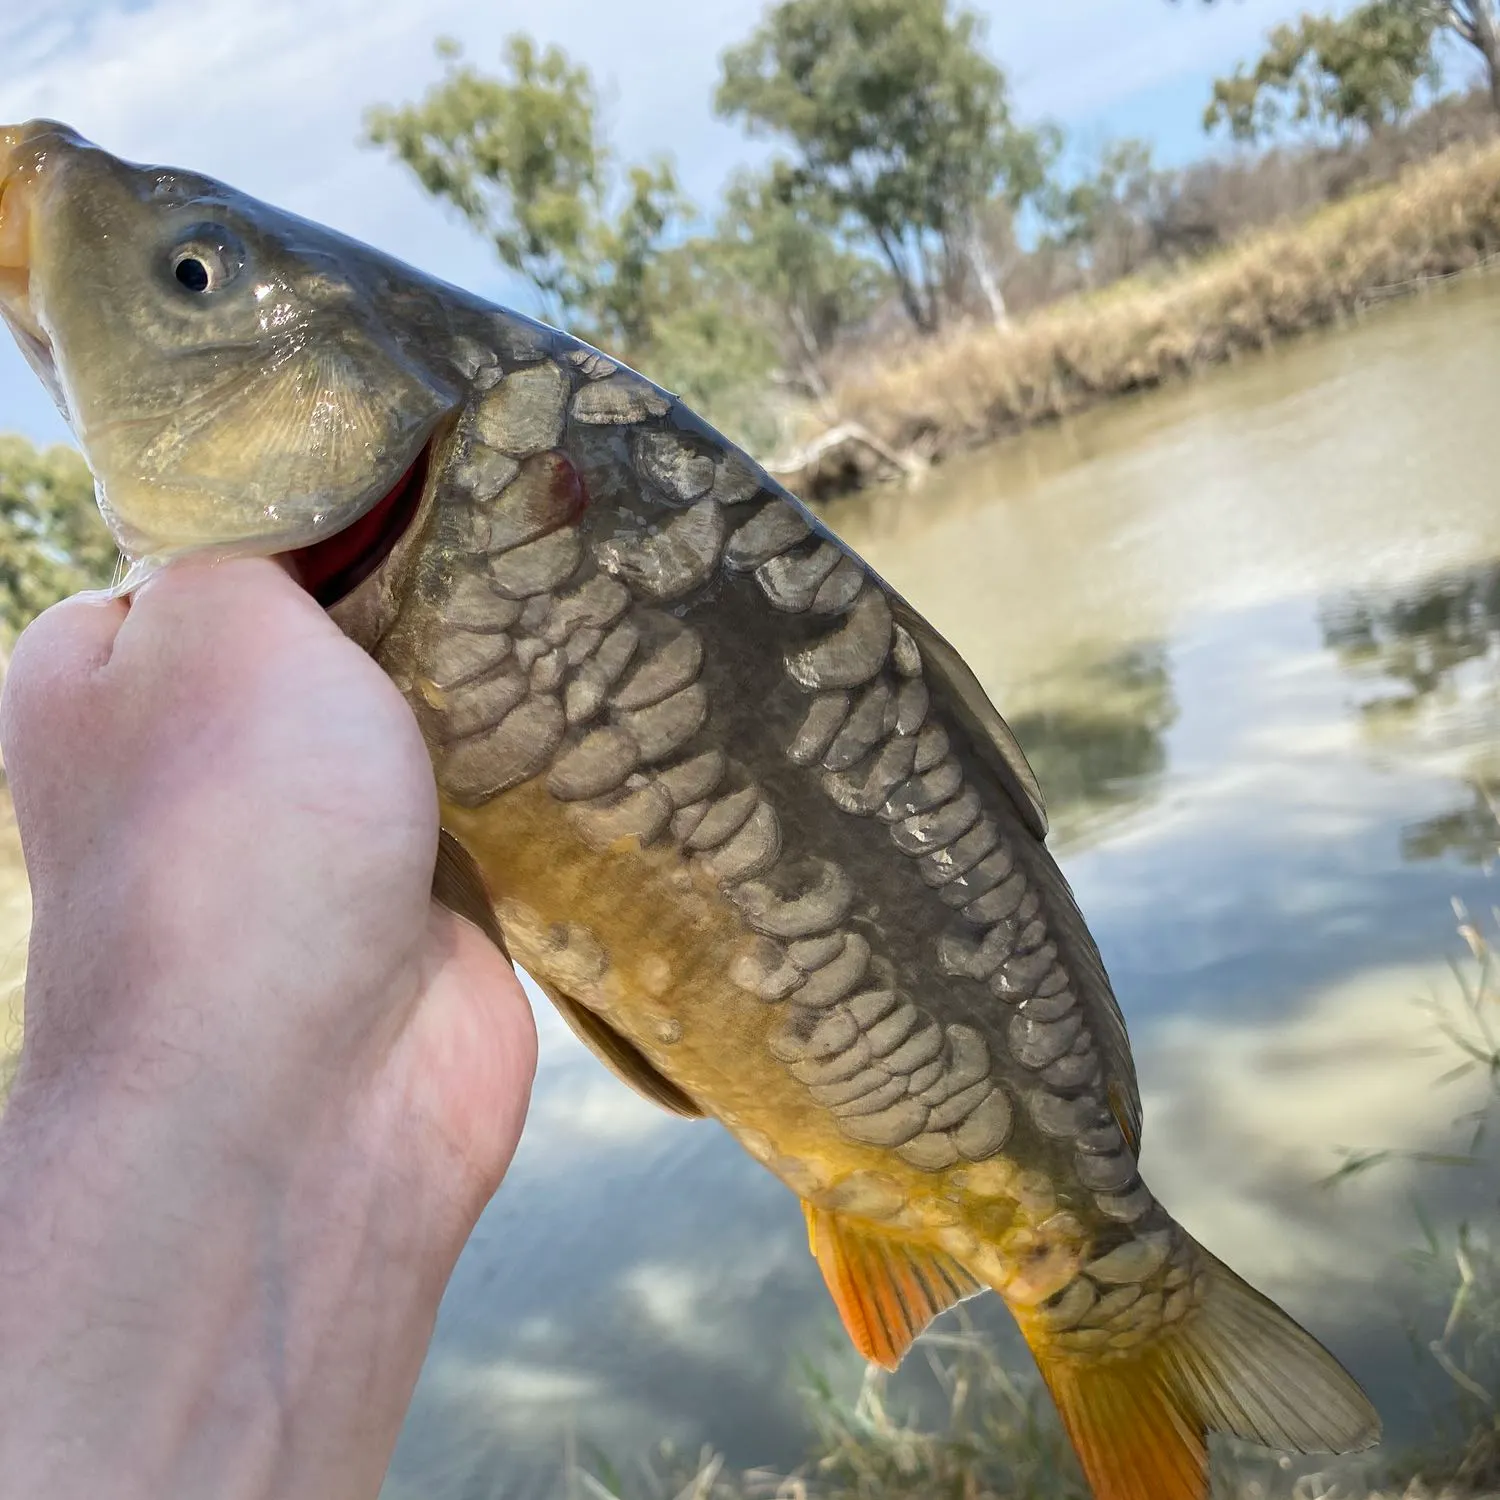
[{"left": 0, "top": 120, "right": 1380, "bottom": 1500}]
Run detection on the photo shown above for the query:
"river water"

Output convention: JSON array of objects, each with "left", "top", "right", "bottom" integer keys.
[
  {"left": 380, "top": 277, "right": 1500, "bottom": 1498},
  {"left": 3, "top": 281, "right": 1499, "bottom": 1495}
]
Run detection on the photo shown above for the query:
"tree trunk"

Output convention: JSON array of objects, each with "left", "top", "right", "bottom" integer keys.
[
  {"left": 873, "top": 230, "right": 935, "bottom": 333},
  {"left": 963, "top": 220, "right": 1009, "bottom": 330},
  {"left": 1451, "top": 2, "right": 1500, "bottom": 114},
  {"left": 786, "top": 303, "right": 836, "bottom": 421}
]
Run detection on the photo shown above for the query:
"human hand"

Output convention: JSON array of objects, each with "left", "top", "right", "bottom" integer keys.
[{"left": 0, "top": 558, "right": 536, "bottom": 1500}]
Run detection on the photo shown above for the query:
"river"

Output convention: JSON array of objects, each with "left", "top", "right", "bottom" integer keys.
[{"left": 4, "top": 280, "right": 1500, "bottom": 1497}]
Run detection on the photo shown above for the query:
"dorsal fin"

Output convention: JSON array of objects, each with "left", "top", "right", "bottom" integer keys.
[
  {"left": 534, "top": 976, "right": 705, "bottom": 1120},
  {"left": 1025, "top": 844, "right": 1143, "bottom": 1151},
  {"left": 885, "top": 593, "right": 1048, "bottom": 839},
  {"left": 804, "top": 1203, "right": 983, "bottom": 1370}
]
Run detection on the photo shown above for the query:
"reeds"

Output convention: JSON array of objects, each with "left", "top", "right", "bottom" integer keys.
[{"left": 812, "top": 142, "right": 1500, "bottom": 490}]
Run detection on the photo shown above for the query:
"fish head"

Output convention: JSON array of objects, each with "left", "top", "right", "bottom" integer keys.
[{"left": 0, "top": 120, "right": 463, "bottom": 569}]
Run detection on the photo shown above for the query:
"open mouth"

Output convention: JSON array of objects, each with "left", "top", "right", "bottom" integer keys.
[{"left": 290, "top": 436, "right": 431, "bottom": 608}]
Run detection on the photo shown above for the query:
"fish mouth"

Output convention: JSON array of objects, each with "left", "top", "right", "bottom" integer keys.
[
  {"left": 288, "top": 436, "right": 432, "bottom": 608},
  {"left": 0, "top": 125, "right": 66, "bottom": 413}
]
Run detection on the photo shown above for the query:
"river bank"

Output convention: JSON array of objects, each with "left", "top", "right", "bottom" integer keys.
[{"left": 779, "top": 141, "right": 1500, "bottom": 499}]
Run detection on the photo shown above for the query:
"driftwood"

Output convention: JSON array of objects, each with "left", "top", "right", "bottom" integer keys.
[{"left": 764, "top": 420, "right": 927, "bottom": 497}]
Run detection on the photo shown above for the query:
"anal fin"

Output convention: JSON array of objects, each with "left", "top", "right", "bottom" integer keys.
[
  {"left": 537, "top": 977, "right": 705, "bottom": 1120},
  {"left": 804, "top": 1203, "right": 983, "bottom": 1370}
]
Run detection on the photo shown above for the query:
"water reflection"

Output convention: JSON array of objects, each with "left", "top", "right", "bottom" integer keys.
[
  {"left": 1320, "top": 561, "right": 1500, "bottom": 868},
  {"left": 1007, "top": 641, "right": 1176, "bottom": 848},
  {"left": 1321, "top": 560, "right": 1500, "bottom": 725}
]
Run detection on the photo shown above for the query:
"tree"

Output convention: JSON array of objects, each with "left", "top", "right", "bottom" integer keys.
[
  {"left": 714, "top": 164, "right": 886, "bottom": 406},
  {"left": 620, "top": 171, "right": 887, "bottom": 452},
  {"left": 1040, "top": 138, "right": 1167, "bottom": 285},
  {"left": 1188, "top": 0, "right": 1500, "bottom": 120},
  {"left": 1433, "top": 1, "right": 1500, "bottom": 113},
  {"left": 0, "top": 435, "right": 117, "bottom": 646},
  {"left": 366, "top": 37, "right": 689, "bottom": 353},
  {"left": 1204, "top": 1, "right": 1441, "bottom": 143},
  {"left": 367, "top": 34, "right": 892, "bottom": 449},
  {"left": 715, "top": 0, "right": 1059, "bottom": 334}
]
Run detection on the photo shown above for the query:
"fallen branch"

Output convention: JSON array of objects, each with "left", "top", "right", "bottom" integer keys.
[{"left": 764, "top": 420, "right": 927, "bottom": 491}]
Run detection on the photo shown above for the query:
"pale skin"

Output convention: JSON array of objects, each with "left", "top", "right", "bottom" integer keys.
[{"left": 0, "top": 558, "right": 538, "bottom": 1500}]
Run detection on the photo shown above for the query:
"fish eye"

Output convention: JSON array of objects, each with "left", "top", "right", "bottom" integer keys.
[{"left": 165, "top": 224, "right": 246, "bottom": 296}]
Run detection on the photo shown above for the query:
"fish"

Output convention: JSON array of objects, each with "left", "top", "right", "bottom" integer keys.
[{"left": 0, "top": 120, "right": 1379, "bottom": 1500}]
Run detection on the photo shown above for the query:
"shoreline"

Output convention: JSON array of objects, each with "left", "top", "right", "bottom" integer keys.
[{"left": 777, "top": 140, "right": 1500, "bottom": 500}]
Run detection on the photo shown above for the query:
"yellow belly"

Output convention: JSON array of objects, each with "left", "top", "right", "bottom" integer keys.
[{"left": 441, "top": 779, "right": 1082, "bottom": 1303}]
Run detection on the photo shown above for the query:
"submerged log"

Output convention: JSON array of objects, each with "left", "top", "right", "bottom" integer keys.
[{"left": 765, "top": 421, "right": 927, "bottom": 500}]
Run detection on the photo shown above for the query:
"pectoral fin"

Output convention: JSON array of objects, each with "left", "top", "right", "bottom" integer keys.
[
  {"left": 431, "top": 827, "right": 510, "bottom": 959},
  {"left": 803, "top": 1203, "right": 983, "bottom": 1369},
  {"left": 536, "top": 977, "right": 704, "bottom": 1120}
]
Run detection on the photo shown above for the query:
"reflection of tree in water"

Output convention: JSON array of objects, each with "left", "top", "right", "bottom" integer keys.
[
  {"left": 1007, "top": 642, "right": 1177, "bottom": 845},
  {"left": 1320, "top": 562, "right": 1500, "bottom": 867},
  {"left": 1321, "top": 562, "right": 1500, "bottom": 720},
  {"left": 1399, "top": 783, "right": 1499, "bottom": 866}
]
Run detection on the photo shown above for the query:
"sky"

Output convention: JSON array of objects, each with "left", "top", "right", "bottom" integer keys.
[{"left": 0, "top": 0, "right": 1386, "bottom": 448}]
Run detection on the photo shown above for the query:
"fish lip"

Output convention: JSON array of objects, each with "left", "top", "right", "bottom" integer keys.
[
  {"left": 0, "top": 281, "right": 68, "bottom": 420},
  {"left": 288, "top": 434, "right": 433, "bottom": 608}
]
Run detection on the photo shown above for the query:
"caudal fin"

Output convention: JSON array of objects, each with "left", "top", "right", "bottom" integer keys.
[{"left": 1018, "top": 1242, "right": 1380, "bottom": 1500}]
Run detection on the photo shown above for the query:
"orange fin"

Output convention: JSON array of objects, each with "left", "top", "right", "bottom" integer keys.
[
  {"left": 803, "top": 1203, "right": 983, "bottom": 1370},
  {"left": 1017, "top": 1241, "right": 1379, "bottom": 1500}
]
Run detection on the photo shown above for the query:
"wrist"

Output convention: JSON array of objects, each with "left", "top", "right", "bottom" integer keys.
[{"left": 0, "top": 1037, "right": 461, "bottom": 1500}]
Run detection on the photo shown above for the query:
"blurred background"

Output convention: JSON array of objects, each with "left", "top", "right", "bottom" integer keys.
[{"left": 6, "top": 2, "right": 1500, "bottom": 1496}]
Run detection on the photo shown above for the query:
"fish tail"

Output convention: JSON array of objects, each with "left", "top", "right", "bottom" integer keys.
[{"left": 1014, "top": 1239, "right": 1380, "bottom": 1500}]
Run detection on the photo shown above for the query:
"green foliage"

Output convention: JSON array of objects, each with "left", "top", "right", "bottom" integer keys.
[
  {"left": 631, "top": 236, "right": 785, "bottom": 452},
  {"left": 715, "top": 165, "right": 887, "bottom": 388},
  {"left": 1205, "top": 1, "right": 1442, "bottom": 142},
  {"left": 365, "top": 37, "right": 690, "bottom": 354},
  {"left": 1040, "top": 139, "right": 1168, "bottom": 282},
  {"left": 624, "top": 166, "right": 890, "bottom": 450},
  {"left": 0, "top": 435, "right": 115, "bottom": 640},
  {"left": 366, "top": 32, "right": 902, "bottom": 448},
  {"left": 715, "top": 0, "right": 1059, "bottom": 332},
  {"left": 1189, "top": 0, "right": 1500, "bottom": 118}
]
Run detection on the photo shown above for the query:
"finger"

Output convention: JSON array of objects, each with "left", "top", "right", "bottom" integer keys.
[
  {"left": 110, "top": 555, "right": 336, "bottom": 696},
  {"left": 1, "top": 591, "right": 129, "bottom": 831}
]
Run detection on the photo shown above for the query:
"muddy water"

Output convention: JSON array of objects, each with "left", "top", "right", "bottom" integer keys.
[{"left": 4, "top": 281, "right": 1500, "bottom": 1496}]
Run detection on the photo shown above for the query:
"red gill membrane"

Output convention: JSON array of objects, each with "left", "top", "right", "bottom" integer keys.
[{"left": 290, "top": 439, "right": 431, "bottom": 607}]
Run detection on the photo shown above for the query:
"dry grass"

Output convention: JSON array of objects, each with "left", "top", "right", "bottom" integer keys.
[
  {"left": 577, "top": 1329, "right": 1447, "bottom": 1500},
  {"left": 803, "top": 141, "right": 1500, "bottom": 495}
]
